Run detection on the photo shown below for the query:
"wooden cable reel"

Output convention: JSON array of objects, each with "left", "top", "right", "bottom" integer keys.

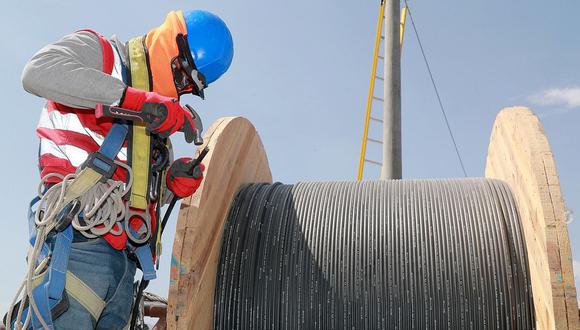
[{"left": 166, "top": 108, "right": 578, "bottom": 329}]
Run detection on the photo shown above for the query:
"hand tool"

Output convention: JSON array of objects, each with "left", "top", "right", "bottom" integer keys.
[{"left": 95, "top": 103, "right": 204, "bottom": 145}]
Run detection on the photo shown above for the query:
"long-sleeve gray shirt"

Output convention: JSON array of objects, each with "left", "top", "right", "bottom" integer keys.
[{"left": 22, "top": 31, "right": 127, "bottom": 109}]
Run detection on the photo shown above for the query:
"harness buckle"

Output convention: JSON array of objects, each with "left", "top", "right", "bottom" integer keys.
[
  {"left": 54, "top": 201, "right": 81, "bottom": 232},
  {"left": 83, "top": 152, "right": 117, "bottom": 182},
  {"left": 125, "top": 206, "right": 152, "bottom": 246}
]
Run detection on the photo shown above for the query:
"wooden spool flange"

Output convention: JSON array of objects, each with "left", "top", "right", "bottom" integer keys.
[
  {"left": 486, "top": 106, "right": 579, "bottom": 330},
  {"left": 167, "top": 117, "right": 272, "bottom": 329}
]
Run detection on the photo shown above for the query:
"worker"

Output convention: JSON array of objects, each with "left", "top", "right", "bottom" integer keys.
[{"left": 5, "top": 9, "right": 233, "bottom": 329}]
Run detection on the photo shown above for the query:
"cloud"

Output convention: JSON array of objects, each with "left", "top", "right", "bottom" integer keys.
[
  {"left": 566, "top": 208, "right": 574, "bottom": 224},
  {"left": 530, "top": 86, "right": 580, "bottom": 109}
]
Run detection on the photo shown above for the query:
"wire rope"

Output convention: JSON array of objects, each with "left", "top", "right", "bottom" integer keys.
[{"left": 404, "top": 1, "right": 469, "bottom": 177}]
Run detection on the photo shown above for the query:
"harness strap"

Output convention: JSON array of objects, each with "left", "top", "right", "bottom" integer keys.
[
  {"left": 126, "top": 36, "right": 159, "bottom": 279},
  {"left": 60, "top": 168, "right": 102, "bottom": 206},
  {"left": 65, "top": 272, "right": 106, "bottom": 320},
  {"left": 127, "top": 36, "right": 152, "bottom": 211},
  {"left": 133, "top": 245, "right": 157, "bottom": 281},
  {"left": 100, "top": 124, "right": 129, "bottom": 159},
  {"left": 125, "top": 225, "right": 156, "bottom": 281},
  {"left": 25, "top": 269, "right": 106, "bottom": 323},
  {"left": 30, "top": 226, "right": 72, "bottom": 330}
]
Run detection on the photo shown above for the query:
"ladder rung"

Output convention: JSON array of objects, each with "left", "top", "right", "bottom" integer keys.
[
  {"left": 364, "top": 159, "right": 382, "bottom": 166},
  {"left": 372, "top": 96, "right": 384, "bottom": 102},
  {"left": 378, "top": 55, "right": 384, "bottom": 60},
  {"left": 367, "top": 138, "right": 383, "bottom": 144},
  {"left": 371, "top": 116, "right": 383, "bottom": 123},
  {"left": 375, "top": 76, "right": 384, "bottom": 81}
]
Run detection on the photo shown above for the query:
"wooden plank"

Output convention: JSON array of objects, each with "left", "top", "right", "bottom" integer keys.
[
  {"left": 485, "top": 107, "right": 580, "bottom": 330},
  {"left": 167, "top": 117, "right": 273, "bottom": 329}
]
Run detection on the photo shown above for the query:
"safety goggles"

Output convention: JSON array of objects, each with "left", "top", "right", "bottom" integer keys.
[{"left": 173, "top": 34, "right": 207, "bottom": 99}]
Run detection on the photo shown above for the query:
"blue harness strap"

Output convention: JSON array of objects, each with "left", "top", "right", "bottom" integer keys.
[
  {"left": 99, "top": 124, "right": 128, "bottom": 159},
  {"left": 133, "top": 245, "right": 157, "bottom": 281},
  {"left": 31, "top": 226, "right": 72, "bottom": 330},
  {"left": 21, "top": 197, "right": 72, "bottom": 329},
  {"left": 127, "top": 226, "right": 157, "bottom": 281},
  {"left": 20, "top": 123, "right": 128, "bottom": 329}
]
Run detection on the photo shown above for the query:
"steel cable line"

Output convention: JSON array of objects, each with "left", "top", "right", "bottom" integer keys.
[{"left": 404, "top": 1, "right": 469, "bottom": 177}]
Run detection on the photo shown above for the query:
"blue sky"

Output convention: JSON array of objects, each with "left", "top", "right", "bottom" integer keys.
[{"left": 0, "top": 0, "right": 579, "bottom": 313}]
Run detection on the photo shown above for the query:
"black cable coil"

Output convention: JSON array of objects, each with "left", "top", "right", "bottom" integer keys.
[{"left": 214, "top": 179, "right": 535, "bottom": 329}]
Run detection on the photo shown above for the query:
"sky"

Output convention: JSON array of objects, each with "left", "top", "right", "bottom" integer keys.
[{"left": 0, "top": 0, "right": 579, "bottom": 316}]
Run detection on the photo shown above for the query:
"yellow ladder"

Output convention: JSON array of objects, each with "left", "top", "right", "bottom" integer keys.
[{"left": 357, "top": 1, "right": 407, "bottom": 180}]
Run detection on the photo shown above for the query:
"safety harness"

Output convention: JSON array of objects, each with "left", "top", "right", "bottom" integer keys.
[{"left": 6, "top": 32, "right": 169, "bottom": 330}]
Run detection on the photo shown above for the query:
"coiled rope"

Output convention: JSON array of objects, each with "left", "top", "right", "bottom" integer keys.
[
  {"left": 214, "top": 179, "right": 535, "bottom": 329},
  {"left": 6, "top": 161, "right": 132, "bottom": 330}
]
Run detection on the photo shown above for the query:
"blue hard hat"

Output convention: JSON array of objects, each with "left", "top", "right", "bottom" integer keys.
[{"left": 183, "top": 10, "right": 234, "bottom": 85}]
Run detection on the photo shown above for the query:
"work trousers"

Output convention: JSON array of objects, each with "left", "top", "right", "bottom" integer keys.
[{"left": 52, "top": 233, "right": 136, "bottom": 330}]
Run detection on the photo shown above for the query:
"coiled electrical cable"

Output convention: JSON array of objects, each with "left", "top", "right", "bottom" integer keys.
[{"left": 214, "top": 179, "right": 535, "bottom": 329}]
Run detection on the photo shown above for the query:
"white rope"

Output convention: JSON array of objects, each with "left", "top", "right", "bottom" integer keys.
[
  {"left": 6, "top": 161, "right": 132, "bottom": 330},
  {"left": 142, "top": 292, "right": 168, "bottom": 305}
]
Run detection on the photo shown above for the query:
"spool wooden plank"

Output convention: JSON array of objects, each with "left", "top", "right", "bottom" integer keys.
[
  {"left": 485, "top": 106, "right": 579, "bottom": 330},
  {"left": 167, "top": 117, "right": 272, "bottom": 329}
]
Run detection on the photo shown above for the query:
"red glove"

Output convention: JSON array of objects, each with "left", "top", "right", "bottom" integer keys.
[
  {"left": 166, "top": 158, "right": 205, "bottom": 198},
  {"left": 121, "top": 86, "right": 195, "bottom": 139}
]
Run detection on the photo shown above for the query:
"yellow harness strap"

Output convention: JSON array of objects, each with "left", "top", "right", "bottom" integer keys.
[
  {"left": 65, "top": 271, "right": 106, "bottom": 320},
  {"left": 127, "top": 36, "right": 152, "bottom": 210},
  {"left": 61, "top": 168, "right": 103, "bottom": 206}
]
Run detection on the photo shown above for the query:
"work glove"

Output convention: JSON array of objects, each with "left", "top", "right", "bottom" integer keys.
[
  {"left": 166, "top": 157, "right": 205, "bottom": 198},
  {"left": 121, "top": 86, "right": 196, "bottom": 139}
]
